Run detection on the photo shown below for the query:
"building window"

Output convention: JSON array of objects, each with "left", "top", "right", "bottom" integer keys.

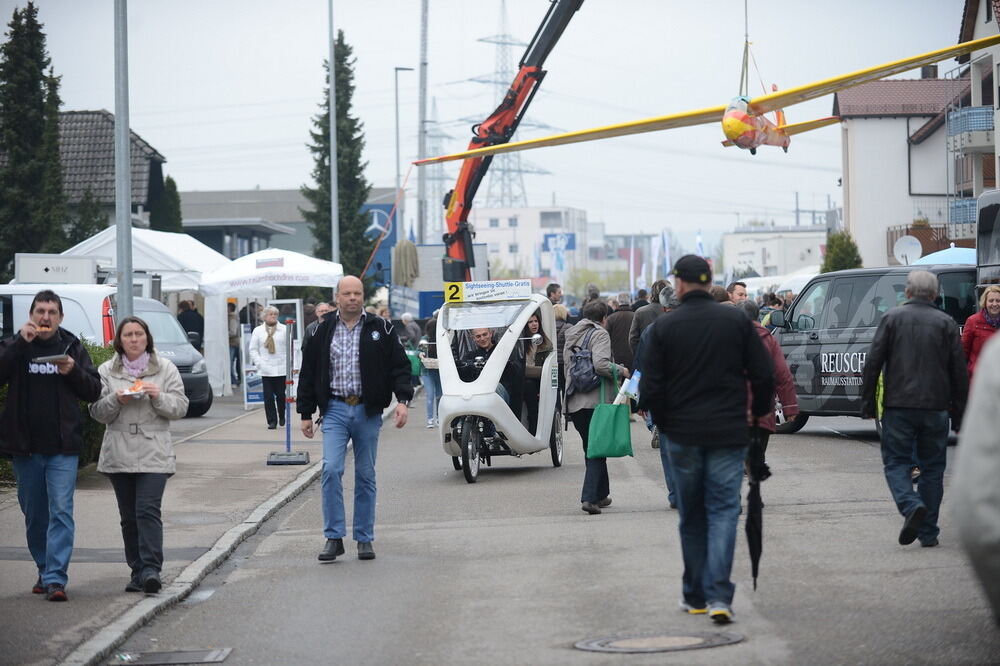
[
  {"left": 489, "top": 218, "right": 500, "bottom": 228},
  {"left": 508, "top": 243, "right": 519, "bottom": 254},
  {"left": 508, "top": 216, "right": 518, "bottom": 227},
  {"left": 540, "top": 211, "right": 562, "bottom": 228},
  {"left": 251, "top": 236, "right": 261, "bottom": 252}
]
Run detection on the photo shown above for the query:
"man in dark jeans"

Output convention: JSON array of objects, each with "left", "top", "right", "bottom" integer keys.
[
  {"left": 0, "top": 290, "right": 102, "bottom": 601},
  {"left": 640, "top": 256, "right": 773, "bottom": 625},
  {"left": 861, "top": 270, "right": 968, "bottom": 548}
]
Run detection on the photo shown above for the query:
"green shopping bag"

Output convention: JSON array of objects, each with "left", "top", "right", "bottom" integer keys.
[
  {"left": 586, "top": 365, "right": 633, "bottom": 459},
  {"left": 405, "top": 349, "right": 422, "bottom": 377}
]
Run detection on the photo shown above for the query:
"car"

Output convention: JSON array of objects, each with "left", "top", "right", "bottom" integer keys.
[
  {"left": 0, "top": 284, "right": 212, "bottom": 417},
  {"left": 768, "top": 264, "right": 976, "bottom": 434}
]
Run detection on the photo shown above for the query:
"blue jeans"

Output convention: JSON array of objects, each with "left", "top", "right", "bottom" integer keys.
[
  {"left": 664, "top": 438, "right": 746, "bottom": 608},
  {"left": 657, "top": 433, "right": 677, "bottom": 507},
  {"left": 422, "top": 369, "right": 442, "bottom": 422},
  {"left": 12, "top": 454, "right": 79, "bottom": 586},
  {"left": 230, "top": 345, "right": 240, "bottom": 385},
  {"left": 320, "top": 400, "right": 383, "bottom": 543},
  {"left": 880, "top": 408, "right": 949, "bottom": 543}
]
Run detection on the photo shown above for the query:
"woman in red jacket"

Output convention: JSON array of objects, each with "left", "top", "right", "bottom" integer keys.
[{"left": 962, "top": 285, "right": 1000, "bottom": 379}]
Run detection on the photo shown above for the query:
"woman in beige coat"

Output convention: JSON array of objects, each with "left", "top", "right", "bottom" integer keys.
[{"left": 90, "top": 317, "right": 188, "bottom": 594}]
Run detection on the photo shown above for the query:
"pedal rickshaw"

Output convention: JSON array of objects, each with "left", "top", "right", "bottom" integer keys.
[{"left": 433, "top": 284, "right": 562, "bottom": 483}]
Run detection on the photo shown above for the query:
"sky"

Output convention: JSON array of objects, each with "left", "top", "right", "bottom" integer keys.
[{"left": 2, "top": 0, "right": 969, "bottom": 255}]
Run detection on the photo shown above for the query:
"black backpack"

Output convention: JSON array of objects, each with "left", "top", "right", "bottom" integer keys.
[{"left": 566, "top": 327, "right": 600, "bottom": 395}]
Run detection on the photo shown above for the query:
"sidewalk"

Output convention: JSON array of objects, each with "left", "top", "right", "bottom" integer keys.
[{"left": 0, "top": 398, "right": 329, "bottom": 666}]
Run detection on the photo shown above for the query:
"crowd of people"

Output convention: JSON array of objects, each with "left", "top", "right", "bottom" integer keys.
[{"left": 1, "top": 269, "right": 997, "bottom": 628}]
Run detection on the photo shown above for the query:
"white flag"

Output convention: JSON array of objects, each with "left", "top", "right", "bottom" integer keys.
[{"left": 662, "top": 229, "right": 672, "bottom": 276}]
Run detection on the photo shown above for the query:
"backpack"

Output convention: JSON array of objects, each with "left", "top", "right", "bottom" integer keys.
[{"left": 566, "top": 327, "right": 601, "bottom": 395}]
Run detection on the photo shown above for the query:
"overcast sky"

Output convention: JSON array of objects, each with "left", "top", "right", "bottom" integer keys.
[{"left": 3, "top": 0, "right": 968, "bottom": 254}]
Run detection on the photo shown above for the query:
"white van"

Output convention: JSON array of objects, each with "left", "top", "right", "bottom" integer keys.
[{"left": 0, "top": 284, "right": 212, "bottom": 417}]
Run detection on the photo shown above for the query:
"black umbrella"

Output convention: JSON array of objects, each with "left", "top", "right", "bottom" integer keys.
[{"left": 745, "top": 423, "right": 769, "bottom": 590}]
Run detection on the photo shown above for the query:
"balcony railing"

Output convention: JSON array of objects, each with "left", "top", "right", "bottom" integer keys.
[
  {"left": 948, "top": 106, "right": 994, "bottom": 134},
  {"left": 950, "top": 197, "right": 977, "bottom": 224}
]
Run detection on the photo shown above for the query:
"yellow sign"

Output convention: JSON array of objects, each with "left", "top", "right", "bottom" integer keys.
[{"left": 443, "top": 279, "right": 532, "bottom": 303}]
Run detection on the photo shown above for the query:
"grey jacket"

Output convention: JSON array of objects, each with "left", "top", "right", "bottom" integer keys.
[
  {"left": 90, "top": 352, "right": 189, "bottom": 474},
  {"left": 628, "top": 301, "right": 665, "bottom": 353},
  {"left": 953, "top": 335, "right": 1000, "bottom": 622},
  {"left": 562, "top": 319, "right": 626, "bottom": 414}
]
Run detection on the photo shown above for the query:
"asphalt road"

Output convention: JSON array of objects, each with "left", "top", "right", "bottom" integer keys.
[{"left": 115, "top": 414, "right": 999, "bottom": 665}]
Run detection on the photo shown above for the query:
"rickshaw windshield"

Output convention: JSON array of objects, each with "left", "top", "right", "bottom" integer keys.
[{"left": 441, "top": 301, "right": 530, "bottom": 331}]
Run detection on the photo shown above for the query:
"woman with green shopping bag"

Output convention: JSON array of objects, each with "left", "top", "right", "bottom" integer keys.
[{"left": 563, "top": 300, "right": 631, "bottom": 515}]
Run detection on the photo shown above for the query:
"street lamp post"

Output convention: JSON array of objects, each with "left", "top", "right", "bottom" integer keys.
[{"left": 394, "top": 66, "right": 414, "bottom": 245}]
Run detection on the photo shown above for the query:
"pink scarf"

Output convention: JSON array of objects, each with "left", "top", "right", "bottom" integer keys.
[{"left": 121, "top": 351, "right": 150, "bottom": 378}]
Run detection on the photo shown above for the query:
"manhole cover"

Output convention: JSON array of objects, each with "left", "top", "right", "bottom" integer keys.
[{"left": 575, "top": 631, "right": 743, "bottom": 654}]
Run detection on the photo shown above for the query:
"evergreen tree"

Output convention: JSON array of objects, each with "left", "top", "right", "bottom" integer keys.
[
  {"left": 149, "top": 175, "right": 183, "bottom": 232},
  {"left": 38, "top": 69, "right": 67, "bottom": 251},
  {"left": 0, "top": 2, "right": 59, "bottom": 280},
  {"left": 300, "top": 30, "right": 372, "bottom": 277},
  {"left": 821, "top": 231, "right": 863, "bottom": 272}
]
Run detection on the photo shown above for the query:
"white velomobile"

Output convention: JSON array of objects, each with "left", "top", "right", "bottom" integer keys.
[{"left": 435, "top": 290, "right": 562, "bottom": 483}]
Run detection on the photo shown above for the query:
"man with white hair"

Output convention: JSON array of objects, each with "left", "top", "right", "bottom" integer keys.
[
  {"left": 400, "top": 312, "right": 421, "bottom": 347},
  {"left": 861, "top": 270, "right": 968, "bottom": 548}
]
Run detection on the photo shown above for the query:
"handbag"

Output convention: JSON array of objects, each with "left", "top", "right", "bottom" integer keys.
[{"left": 586, "top": 364, "right": 633, "bottom": 459}]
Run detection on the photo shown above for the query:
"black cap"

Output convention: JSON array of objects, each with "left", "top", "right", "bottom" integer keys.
[{"left": 672, "top": 255, "right": 712, "bottom": 285}]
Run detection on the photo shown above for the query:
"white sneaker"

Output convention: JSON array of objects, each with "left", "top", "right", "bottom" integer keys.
[{"left": 426, "top": 420, "right": 435, "bottom": 428}]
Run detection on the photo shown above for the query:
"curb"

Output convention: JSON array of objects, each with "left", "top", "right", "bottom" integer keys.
[{"left": 59, "top": 399, "right": 406, "bottom": 666}]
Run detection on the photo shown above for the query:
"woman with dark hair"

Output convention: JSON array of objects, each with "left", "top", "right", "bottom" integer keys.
[
  {"left": 522, "top": 310, "right": 554, "bottom": 434},
  {"left": 90, "top": 317, "right": 188, "bottom": 594}
]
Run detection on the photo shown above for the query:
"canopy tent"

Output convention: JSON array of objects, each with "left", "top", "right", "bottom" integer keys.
[
  {"left": 62, "top": 227, "right": 230, "bottom": 292},
  {"left": 912, "top": 245, "right": 976, "bottom": 266},
  {"left": 199, "top": 248, "right": 343, "bottom": 396}
]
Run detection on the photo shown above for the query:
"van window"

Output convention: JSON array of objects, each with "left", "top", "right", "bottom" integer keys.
[
  {"left": 789, "top": 280, "right": 829, "bottom": 330},
  {"left": 937, "top": 272, "right": 978, "bottom": 325},
  {"left": 0, "top": 296, "right": 11, "bottom": 338},
  {"left": 868, "top": 273, "right": 909, "bottom": 327},
  {"left": 824, "top": 276, "right": 880, "bottom": 329}
]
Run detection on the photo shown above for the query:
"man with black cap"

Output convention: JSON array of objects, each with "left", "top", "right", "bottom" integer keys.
[{"left": 640, "top": 255, "right": 773, "bottom": 625}]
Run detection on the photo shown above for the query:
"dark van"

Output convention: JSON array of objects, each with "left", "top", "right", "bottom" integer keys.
[{"left": 769, "top": 264, "right": 977, "bottom": 433}]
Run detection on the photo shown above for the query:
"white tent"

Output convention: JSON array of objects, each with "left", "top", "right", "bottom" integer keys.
[
  {"left": 199, "top": 248, "right": 343, "bottom": 396},
  {"left": 62, "top": 227, "right": 230, "bottom": 292}
]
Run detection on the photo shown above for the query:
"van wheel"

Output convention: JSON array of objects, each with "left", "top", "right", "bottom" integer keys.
[
  {"left": 775, "top": 413, "right": 808, "bottom": 434},
  {"left": 550, "top": 415, "right": 563, "bottom": 467},
  {"left": 185, "top": 392, "right": 213, "bottom": 418}
]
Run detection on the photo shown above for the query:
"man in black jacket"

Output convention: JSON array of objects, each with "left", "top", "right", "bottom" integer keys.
[
  {"left": 861, "top": 270, "right": 968, "bottom": 549},
  {"left": 298, "top": 276, "right": 412, "bottom": 562},
  {"left": 0, "top": 290, "right": 101, "bottom": 601},
  {"left": 640, "top": 256, "right": 773, "bottom": 625}
]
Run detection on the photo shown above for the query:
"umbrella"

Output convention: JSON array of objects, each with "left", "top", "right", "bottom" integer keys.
[
  {"left": 912, "top": 245, "right": 976, "bottom": 265},
  {"left": 745, "top": 423, "right": 769, "bottom": 590}
]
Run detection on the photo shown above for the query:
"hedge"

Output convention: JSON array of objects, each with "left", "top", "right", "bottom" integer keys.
[{"left": 0, "top": 340, "right": 115, "bottom": 484}]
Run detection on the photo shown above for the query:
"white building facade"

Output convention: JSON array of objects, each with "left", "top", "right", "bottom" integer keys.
[
  {"left": 468, "top": 205, "right": 589, "bottom": 280},
  {"left": 722, "top": 225, "right": 827, "bottom": 277}
]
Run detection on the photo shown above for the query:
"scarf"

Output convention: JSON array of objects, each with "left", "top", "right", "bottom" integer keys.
[
  {"left": 122, "top": 351, "right": 150, "bottom": 378},
  {"left": 265, "top": 323, "right": 277, "bottom": 354},
  {"left": 983, "top": 308, "right": 1000, "bottom": 329}
]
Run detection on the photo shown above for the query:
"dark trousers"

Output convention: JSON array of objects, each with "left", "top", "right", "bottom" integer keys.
[
  {"left": 525, "top": 377, "right": 541, "bottom": 434},
  {"left": 262, "top": 375, "right": 287, "bottom": 426},
  {"left": 570, "top": 409, "right": 610, "bottom": 504},
  {"left": 107, "top": 473, "right": 169, "bottom": 580}
]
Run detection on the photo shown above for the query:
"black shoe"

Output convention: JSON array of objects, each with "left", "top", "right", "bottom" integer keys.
[
  {"left": 32, "top": 577, "right": 44, "bottom": 595},
  {"left": 46, "top": 583, "right": 67, "bottom": 602},
  {"left": 267, "top": 423, "right": 277, "bottom": 430},
  {"left": 278, "top": 418, "right": 285, "bottom": 427},
  {"left": 581, "top": 502, "right": 602, "bottom": 515},
  {"left": 920, "top": 538, "right": 939, "bottom": 548},
  {"left": 899, "top": 505, "right": 928, "bottom": 545},
  {"left": 597, "top": 497, "right": 612, "bottom": 508},
  {"left": 142, "top": 573, "right": 161, "bottom": 594},
  {"left": 125, "top": 576, "right": 142, "bottom": 592},
  {"left": 358, "top": 542, "right": 375, "bottom": 560},
  {"left": 318, "top": 538, "right": 345, "bottom": 561}
]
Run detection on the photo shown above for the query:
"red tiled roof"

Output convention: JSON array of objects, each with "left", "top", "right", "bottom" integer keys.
[{"left": 833, "top": 79, "right": 967, "bottom": 118}]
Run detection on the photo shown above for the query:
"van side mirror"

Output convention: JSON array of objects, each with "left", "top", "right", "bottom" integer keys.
[
  {"left": 187, "top": 331, "right": 202, "bottom": 347},
  {"left": 769, "top": 311, "right": 787, "bottom": 328}
]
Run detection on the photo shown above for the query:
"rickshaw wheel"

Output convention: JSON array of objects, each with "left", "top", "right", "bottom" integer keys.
[
  {"left": 461, "top": 417, "right": 480, "bottom": 483},
  {"left": 451, "top": 456, "right": 461, "bottom": 471},
  {"left": 550, "top": 414, "right": 563, "bottom": 467}
]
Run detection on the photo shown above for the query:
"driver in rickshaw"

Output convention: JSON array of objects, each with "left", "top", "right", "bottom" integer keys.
[{"left": 457, "top": 328, "right": 519, "bottom": 403}]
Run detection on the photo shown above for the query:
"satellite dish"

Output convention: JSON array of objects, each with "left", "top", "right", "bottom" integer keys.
[{"left": 893, "top": 235, "right": 922, "bottom": 265}]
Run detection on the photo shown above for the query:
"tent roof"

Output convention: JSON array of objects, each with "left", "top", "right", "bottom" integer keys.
[
  {"left": 62, "top": 227, "right": 230, "bottom": 291},
  {"left": 199, "top": 248, "right": 342, "bottom": 296}
]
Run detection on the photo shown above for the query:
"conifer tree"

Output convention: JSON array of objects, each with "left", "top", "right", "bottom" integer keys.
[
  {"left": 65, "top": 187, "right": 107, "bottom": 247},
  {"left": 149, "top": 175, "right": 183, "bottom": 232},
  {"left": 821, "top": 231, "right": 863, "bottom": 272},
  {"left": 0, "top": 2, "right": 61, "bottom": 280},
  {"left": 301, "top": 30, "right": 372, "bottom": 278}
]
